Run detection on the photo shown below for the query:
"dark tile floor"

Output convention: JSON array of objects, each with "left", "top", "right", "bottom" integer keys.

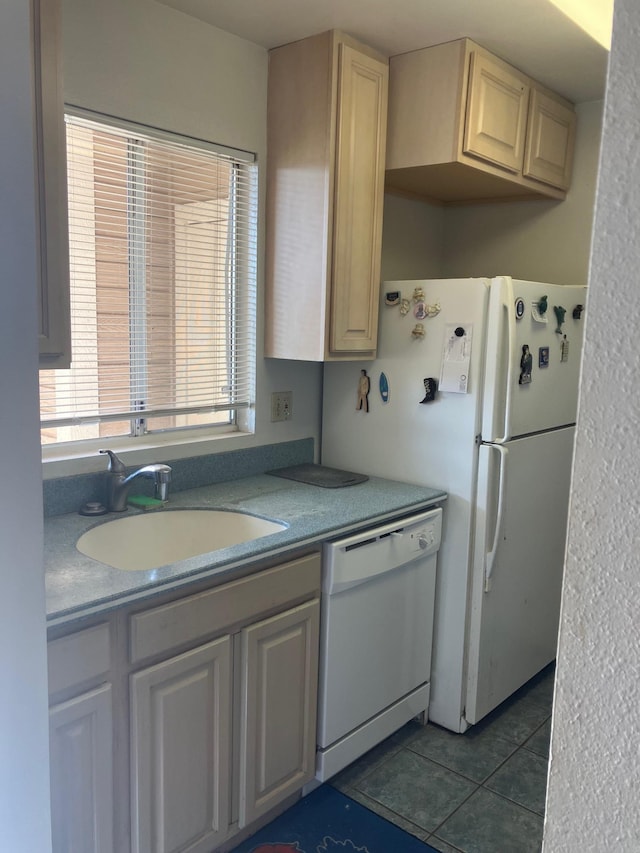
[{"left": 330, "top": 664, "right": 555, "bottom": 853}]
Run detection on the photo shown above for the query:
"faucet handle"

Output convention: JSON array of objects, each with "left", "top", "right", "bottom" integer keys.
[{"left": 99, "top": 449, "right": 127, "bottom": 473}]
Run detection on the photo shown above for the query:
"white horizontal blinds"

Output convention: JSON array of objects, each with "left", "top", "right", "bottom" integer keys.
[{"left": 40, "top": 114, "right": 257, "bottom": 443}]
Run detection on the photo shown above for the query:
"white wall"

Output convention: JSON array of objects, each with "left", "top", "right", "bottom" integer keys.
[
  {"left": 380, "top": 192, "right": 445, "bottom": 281},
  {"left": 0, "top": 2, "right": 52, "bottom": 850},
  {"left": 544, "top": 0, "right": 640, "bottom": 848},
  {"left": 441, "top": 100, "right": 603, "bottom": 286},
  {"left": 59, "top": 0, "right": 322, "bottom": 472}
]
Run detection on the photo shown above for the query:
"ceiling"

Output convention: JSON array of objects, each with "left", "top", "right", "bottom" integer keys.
[{"left": 155, "top": 0, "right": 611, "bottom": 103}]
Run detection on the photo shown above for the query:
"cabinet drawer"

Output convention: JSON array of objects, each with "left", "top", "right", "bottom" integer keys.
[
  {"left": 130, "top": 552, "right": 321, "bottom": 665},
  {"left": 48, "top": 622, "right": 111, "bottom": 696}
]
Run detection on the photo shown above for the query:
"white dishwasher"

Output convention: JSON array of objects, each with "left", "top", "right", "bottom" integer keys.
[{"left": 315, "top": 507, "right": 442, "bottom": 782}]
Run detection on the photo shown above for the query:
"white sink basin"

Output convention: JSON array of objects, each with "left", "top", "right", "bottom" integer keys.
[{"left": 76, "top": 509, "right": 287, "bottom": 571}]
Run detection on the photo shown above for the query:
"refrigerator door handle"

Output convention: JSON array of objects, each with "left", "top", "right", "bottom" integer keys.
[
  {"left": 485, "top": 443, "right": 508, "bottom": 592},
  {"left": 494, "top": 278, "right": 515, "bottom": 444}
]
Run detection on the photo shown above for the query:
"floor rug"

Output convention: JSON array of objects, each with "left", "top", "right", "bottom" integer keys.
[{"left": 231, "top": 784, "right": 439, "bottom": 853}]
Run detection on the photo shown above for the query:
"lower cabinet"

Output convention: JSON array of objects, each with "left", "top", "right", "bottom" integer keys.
[
  {"left": 48, "top": 622, "right": 113, "bottom": 853},
  {"left": 130, "top": 636, "right": 233, "bottom": 853},
  {"left": 49, "top": 684, "right": 114, "bottom": 853},
  {"left": 48, "top": 552, "right": 321, "bottom": 853},
  {"left": 239, "top": 599, "right": 320, "bottom": 827}
]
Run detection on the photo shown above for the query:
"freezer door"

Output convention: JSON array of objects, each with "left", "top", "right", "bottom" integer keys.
[
  {"left": 465, "top": 426, "right": 575, "bottom": 725},
  {"left": 482, "top": 277, "right": 587, "bottom": 440}
]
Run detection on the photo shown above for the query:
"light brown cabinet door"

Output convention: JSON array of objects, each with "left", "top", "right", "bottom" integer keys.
[
  {"left": 331, "top": 43, "right": 388, "bottom": 353},
  {"left": 238, "top": 598, "right": 320, "bottom": 827},
  {"left": 265, "top": 31, "right": 387, "bottom": 360},
  {"left": 49, "top": 684, "right": 114, "bottom": 853},
  {"left": 463, "top": 51, "right": 530, "bottom": 174},
  {"left": 33, "top": 0, "right": 71, "bottom": 368},
  {"left": 130, "top": 636, "right": 232, "bottom": 853},
  {"left": 524, "top": 88, "right": 576, "bottom": 189}
]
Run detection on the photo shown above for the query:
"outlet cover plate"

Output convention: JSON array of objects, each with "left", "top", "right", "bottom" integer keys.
[{"left": 271, "top": 391, "right": 293, "bottom": 422}]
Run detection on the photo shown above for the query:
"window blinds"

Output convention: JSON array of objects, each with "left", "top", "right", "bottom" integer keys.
[{"left": 40, "top": 113, "right": 257, "bottom": 443}]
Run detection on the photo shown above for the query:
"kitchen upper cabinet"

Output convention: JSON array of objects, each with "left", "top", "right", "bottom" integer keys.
[
  {"left": 33, "top": 0, "right": 71, "bottom": 368},
  {"left": 385, "top": 39, "right": 576, "bottom": 203},
  {"left": 265, "top": 30, "right": 388, "bottom": 361}
]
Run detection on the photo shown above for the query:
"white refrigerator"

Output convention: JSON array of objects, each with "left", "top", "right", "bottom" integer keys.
[{"left": 321, "top": 276, "right": 587, "bottom": 733}]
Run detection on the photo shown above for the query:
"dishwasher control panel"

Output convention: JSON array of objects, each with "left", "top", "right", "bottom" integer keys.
[{"left": 322, "top": 507, "right": 443, "bottom": 595}]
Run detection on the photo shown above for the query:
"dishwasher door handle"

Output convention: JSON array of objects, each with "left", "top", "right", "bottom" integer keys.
[
  {"left": 328, "top": 560, "right": 416, "bottom": 595},
  {"left": 326, "top": 554, "right": 408, "bottom": 595}
]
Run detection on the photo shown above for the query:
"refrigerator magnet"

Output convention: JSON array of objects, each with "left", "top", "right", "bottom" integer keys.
[
  {"left": 539, "top": 346, "right": 550, "bottom": 368},
  {"left": 399, "top": 298, "right": 411, "bottom": 316},
  {"left": 356, "top": 369, "right": 370, "bottom": 412},
  {"left": 554, "top": 305, "right": 566, "bottom": 333},
  {"left": 572, "top": 304, "right": 584, "bottom": 319},
  {"left": 414, "top": 300, "right": 440, "bottom": 320},
  {"left": 385, "top": 291, "right": 400, "bottom": 306},
  {"left": 379, "top": 372, "right": 389, "bottom": 403},
  {"left": 515, "top": 297, "right": 525, "bottom": 320},
  {"left": 532, "top": 296, "right": 549, "bottom": 324},
  {"left": 561, "top": 336, "right": 570, "bottom": 362},
  {"left": 420, "top": 377, "right": 438, "bottom": 404},
  {"left": 519, "top": 344, "right": 533, "bottom": 385}
]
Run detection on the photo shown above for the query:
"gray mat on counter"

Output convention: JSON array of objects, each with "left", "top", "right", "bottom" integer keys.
[{"left": 266, "top": 463, "right": 369, "bottom": 488}]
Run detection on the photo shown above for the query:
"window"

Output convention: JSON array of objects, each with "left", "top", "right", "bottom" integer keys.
[{"left": 40, "top": 112, "right": 257, "bottom": 446}]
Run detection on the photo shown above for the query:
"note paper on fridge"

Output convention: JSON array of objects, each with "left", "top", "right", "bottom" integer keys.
[{"left": 440, "top": 323, "right": 473, "bottom": 393}]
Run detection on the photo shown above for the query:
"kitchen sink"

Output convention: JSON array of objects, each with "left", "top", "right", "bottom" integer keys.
[{"left": 76, "top": 508, "right": 288, "bottom": 571}]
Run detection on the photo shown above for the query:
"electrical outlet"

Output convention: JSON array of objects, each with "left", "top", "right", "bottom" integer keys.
[{"left": 271, "top": 391, "right": 293, "bottom": 422}]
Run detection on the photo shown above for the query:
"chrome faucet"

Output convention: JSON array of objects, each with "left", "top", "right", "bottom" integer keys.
[{"left": 99, "top": 450, "right": 172, "bottom": 512}]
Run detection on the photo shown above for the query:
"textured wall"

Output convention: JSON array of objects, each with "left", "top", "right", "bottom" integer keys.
[{"left": 544, "top": 0, "right": 640, "bottom": 849}]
